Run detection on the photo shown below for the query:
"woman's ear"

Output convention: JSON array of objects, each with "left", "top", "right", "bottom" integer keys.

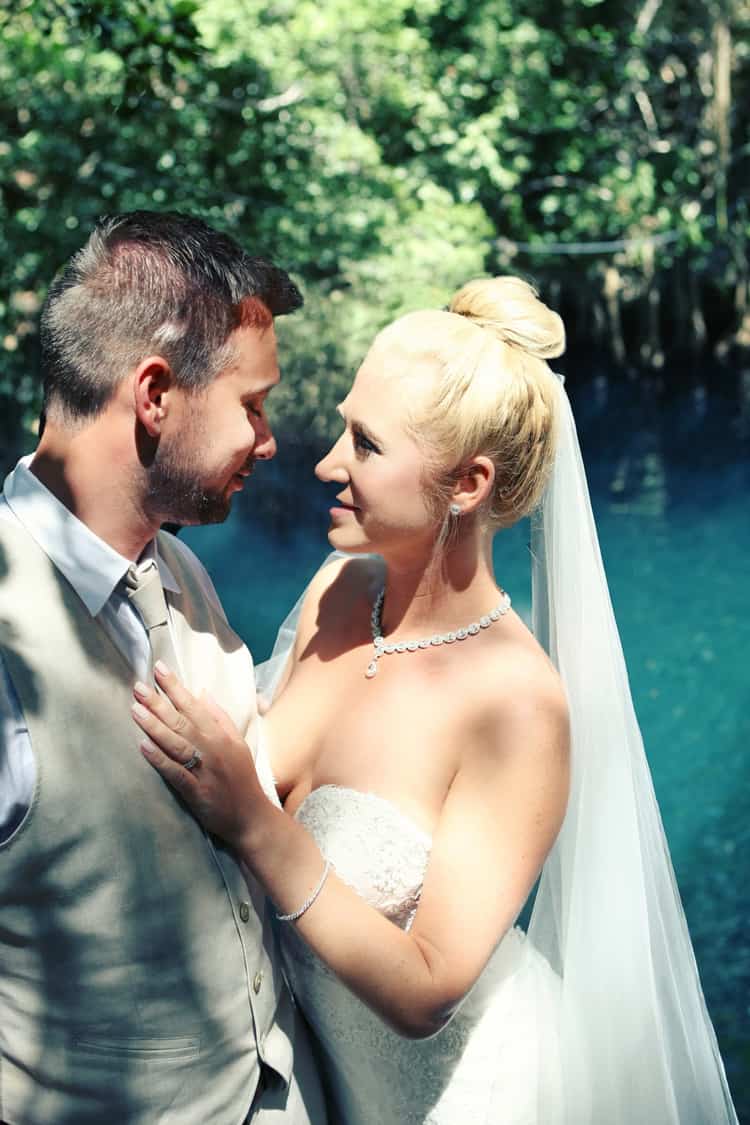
[
  {"left": 133, "top": 356, "right": 174, "bottom": 437},
  {"left": 451, "top": 455, "right": 495, "bottom": 516}
]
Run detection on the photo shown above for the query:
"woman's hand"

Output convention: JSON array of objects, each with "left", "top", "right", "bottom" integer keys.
[{"left": 131, "top": 661, "right": 270, "bottom": 848}]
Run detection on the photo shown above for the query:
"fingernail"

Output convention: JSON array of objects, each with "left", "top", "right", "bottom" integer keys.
[
  {"left": 133, "top": 681, "right": 150, "bottom": 700},
  {"left": 154, "top": 660, "right": 171, "bottom": 677},
  {"left": 140, "top": 740, "right": 156, "bottom": 756},
  {"left": 132, "top": 701, "right": 148, "bottom": 721}
]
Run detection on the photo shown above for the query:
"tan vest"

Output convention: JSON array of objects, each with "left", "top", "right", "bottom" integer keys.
[{"left": 0, "top": 522, "right": 294, "bottom": 1125}]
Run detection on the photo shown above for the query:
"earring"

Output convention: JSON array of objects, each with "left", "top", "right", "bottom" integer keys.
[{"left": 449, "top": 503, "right": 462, "bottom": 517}]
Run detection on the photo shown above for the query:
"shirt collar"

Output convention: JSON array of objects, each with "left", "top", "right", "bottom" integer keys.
[{"left": 3, "top": 455, "right": 181, "bottom": 616}]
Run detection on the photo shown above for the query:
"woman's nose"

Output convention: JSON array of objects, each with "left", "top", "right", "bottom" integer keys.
[{"left": 315, "top": 436, "right": 348, "bottom": 482}]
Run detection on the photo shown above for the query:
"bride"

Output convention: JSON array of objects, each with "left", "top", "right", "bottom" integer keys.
[{"left": 132, "top": 277, "right": 738, "bottom": 1124}]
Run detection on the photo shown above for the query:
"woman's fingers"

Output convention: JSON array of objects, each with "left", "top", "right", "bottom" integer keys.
[
  {"left": 153, "top": 662, "right": 220, "bottom": 737},
  {"left": 133, "top": 675, "right": 183, "bottom": 730},
  {"left": 134, "top": 678, "right": 264, "bottom": 846},
  {"left": 132, "top": 691, "right": 198, "bottom": 766},
  {"left": 140, "top": 740, "right": 201, "bottom": 799}
]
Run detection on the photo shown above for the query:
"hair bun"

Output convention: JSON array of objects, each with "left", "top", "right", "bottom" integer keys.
[{"left": 449, "top": 276, "right": 565, "bottom": 360}]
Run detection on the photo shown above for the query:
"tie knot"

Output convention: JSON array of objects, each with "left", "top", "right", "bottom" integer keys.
[{"left": 124, "top": 560, "right": 169, "bottom": 631}]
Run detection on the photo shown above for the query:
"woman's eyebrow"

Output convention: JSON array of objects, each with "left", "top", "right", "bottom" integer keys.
[{"left": 337, "top": 403, "right": 383, "bottom": 445}]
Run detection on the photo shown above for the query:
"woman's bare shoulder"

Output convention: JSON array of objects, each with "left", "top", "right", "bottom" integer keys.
[
  {"left": 500, "top": 632, "right": 568, "bottom": 720},
  {"left": 295, "top": 553, "right": 385, "bottom": 651},
  {"left": 454, "top": 627, "right": 570, "bottom": 770}
]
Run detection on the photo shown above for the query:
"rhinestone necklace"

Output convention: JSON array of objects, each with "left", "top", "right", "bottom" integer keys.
[{"left": 366, "top": 588, "right": 512, "bottom": 678}]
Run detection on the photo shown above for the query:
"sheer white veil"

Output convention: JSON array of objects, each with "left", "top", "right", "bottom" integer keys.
[{"left": 529, "top": 376, "right": 738, "bottom": 1123}]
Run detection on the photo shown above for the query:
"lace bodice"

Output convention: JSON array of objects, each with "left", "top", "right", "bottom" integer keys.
[
  {"left": 293, "top": 785, "right": 430, "bottom": 930},
  {"left": 279, "top": 785, "right": 562, "bottom": 1124}
]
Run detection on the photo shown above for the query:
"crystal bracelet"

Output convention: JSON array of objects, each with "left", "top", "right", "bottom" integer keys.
[{"left": 275, "top": 860, "right": 332, "bottom": 923}]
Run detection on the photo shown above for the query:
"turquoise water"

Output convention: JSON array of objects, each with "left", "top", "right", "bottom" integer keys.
[{"left": 184, "top": 378, "right": 750, "bottom": 1114}]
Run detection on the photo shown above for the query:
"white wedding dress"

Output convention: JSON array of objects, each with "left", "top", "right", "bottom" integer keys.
[{"left": 277, "top": 783, "right": 564, "bottom": 1125}]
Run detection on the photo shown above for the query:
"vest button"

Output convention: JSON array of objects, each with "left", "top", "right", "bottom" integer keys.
[
  {"left": 253, "top": 971, "right": 263, "bottom": 995},
  {"left": 239, "top": 901, "right": 251, "bottom": 923}
]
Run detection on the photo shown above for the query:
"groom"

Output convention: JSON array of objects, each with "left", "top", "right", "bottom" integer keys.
[{"left": 0, "top": 212, "right": 326, "bottom": 1124}]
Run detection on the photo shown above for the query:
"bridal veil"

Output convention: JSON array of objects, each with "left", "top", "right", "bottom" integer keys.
[{"left": 529, "top": 378, "right": 738, "bottom": 1123}]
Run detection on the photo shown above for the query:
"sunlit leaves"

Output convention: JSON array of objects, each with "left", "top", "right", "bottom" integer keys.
[{"left": 0, "top": 0, "right": 747, "bottom": 458}]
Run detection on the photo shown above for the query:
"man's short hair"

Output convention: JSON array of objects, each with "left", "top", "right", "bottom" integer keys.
[{"left": 40, "top": 211, "right": 303, "bottom": 422}]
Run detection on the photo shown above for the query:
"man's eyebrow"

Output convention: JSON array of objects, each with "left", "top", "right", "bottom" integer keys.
[{"left": 241, "top": 383, "right": 275, "bottom": 403}]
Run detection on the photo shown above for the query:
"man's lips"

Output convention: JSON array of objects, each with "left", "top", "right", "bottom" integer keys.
[{"left": 228, "top": 466, "right": 253, "bottom": 491}]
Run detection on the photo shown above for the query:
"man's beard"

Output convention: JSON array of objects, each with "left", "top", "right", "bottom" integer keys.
[{"left": 145, "top": 439, "right": 235, "bottom": 527}]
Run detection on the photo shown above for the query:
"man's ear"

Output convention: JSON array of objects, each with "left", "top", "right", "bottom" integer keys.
[
  {"left": 133, "top": 356, "right": 174, "bottom": 437},
  {"left": 451, "top": 455, "right": 495, "bottom": 516}
]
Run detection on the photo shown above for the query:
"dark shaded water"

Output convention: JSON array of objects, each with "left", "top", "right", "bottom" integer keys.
[{"left": 184, "top": 376, "right": 750, "bottom": 1116}]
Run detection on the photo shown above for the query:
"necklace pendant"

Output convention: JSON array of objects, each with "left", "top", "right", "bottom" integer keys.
[{"left": 365, "top": 660, "right": 378, "bottom": 679}]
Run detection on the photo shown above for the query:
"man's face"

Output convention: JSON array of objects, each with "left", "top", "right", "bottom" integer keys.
[{"left": 146, "top": 323, "right": 280, "bottom": 526}]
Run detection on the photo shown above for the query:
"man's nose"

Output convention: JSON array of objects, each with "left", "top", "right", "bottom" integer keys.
[{"left": 253, "top": 419, "right": 277, "bottom": 461}]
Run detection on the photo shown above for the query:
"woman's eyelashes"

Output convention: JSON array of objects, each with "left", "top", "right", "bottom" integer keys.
[{"left": 352, "top": 425, "right": 380, "bottom": 457}]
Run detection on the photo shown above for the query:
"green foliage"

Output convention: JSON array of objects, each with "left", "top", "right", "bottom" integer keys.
[{"left": 0, "top": 0, "right": 748, "bottom": 463}]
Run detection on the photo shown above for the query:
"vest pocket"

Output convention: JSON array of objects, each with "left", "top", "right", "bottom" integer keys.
[
  {"left": 2, "top": 1037, "right": 205, "bottom": 1121},
  {"left": 73, "top": 1034, "right": 200, "bottom": 1061}
]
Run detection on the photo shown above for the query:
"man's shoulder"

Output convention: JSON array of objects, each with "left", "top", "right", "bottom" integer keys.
[
  {"left": 156, "top": 530, "right": 227, "bottom": 621},
  {"left": 156, "top": 528, "right": 205, "bottom": 574},
  {"left": 0, "top": 492, "right": 22, "bottom": 531},
  {"left": 0, "top": 501, "right": 43, "bottom": 567}
]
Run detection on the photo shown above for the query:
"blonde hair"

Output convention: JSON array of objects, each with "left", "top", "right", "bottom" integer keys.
[{"left": 377, "top": 276, "right": 565, "bottom": 529}]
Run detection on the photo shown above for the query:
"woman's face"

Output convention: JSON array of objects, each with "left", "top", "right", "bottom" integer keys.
[{"left": 315, "top": 339, "right": 442, "bottom": 560}]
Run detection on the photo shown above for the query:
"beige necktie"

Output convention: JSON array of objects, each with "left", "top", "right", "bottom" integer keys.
[{"left": 124, "top": 560, "right": 179, "bottom": 678}]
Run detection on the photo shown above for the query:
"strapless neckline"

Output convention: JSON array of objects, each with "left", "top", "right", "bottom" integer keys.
[{"left": 293, "top": 783, "right": 433, "bottom": 848}]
